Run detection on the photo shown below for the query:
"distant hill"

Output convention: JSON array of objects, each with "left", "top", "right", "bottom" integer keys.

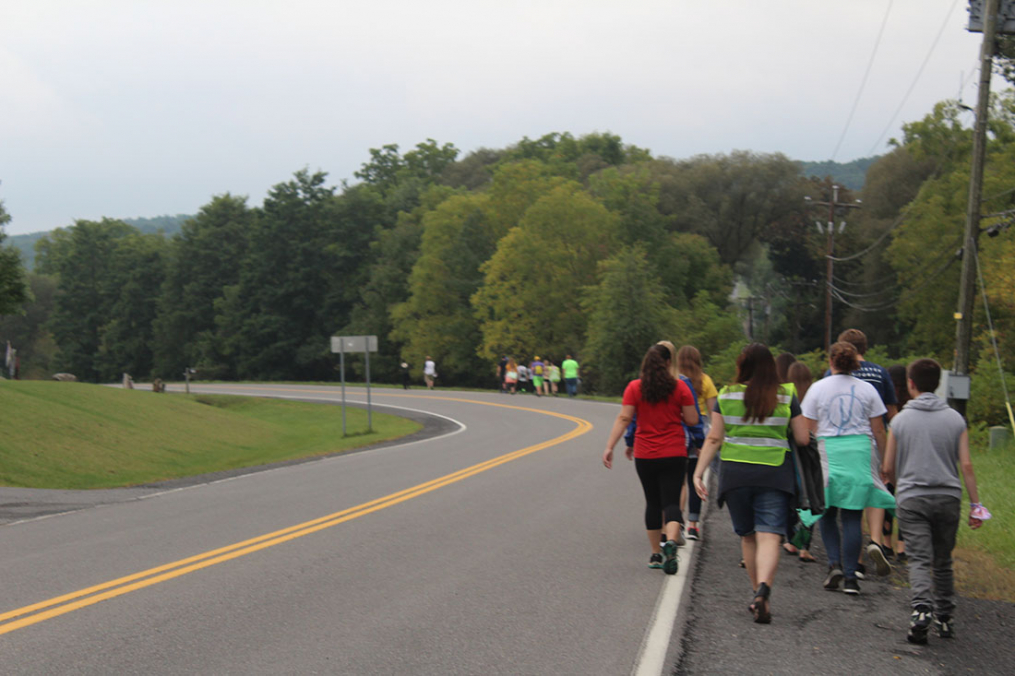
[
  {"left": 5, "top": 214, "right": 192, "bottom": 271},
  {"left": 797, "top": 156, "right": 879, "bottom": 191}
]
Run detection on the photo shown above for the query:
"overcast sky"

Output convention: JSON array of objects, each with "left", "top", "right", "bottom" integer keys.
[{"left": 0, "top": 0, "right": 994, "bottom": 235}]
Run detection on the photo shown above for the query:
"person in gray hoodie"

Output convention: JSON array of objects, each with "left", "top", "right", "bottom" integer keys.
[{"left": 882, "top": 358, "right": 984, "bottom": 646}]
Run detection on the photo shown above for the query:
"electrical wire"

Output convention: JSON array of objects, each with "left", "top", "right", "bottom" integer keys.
[
  {"left": 973, "top": 242, "right": 1015, "bottom": 434},
  {"left": 867, "top": 0, "right": 962, "bottom": 156},
  {"left": 828, "top": 251, "right": 959, "bottom": 312},
  {"left": 831, "top": 0, "right": 894, "bottom": 161},
  {"left": 826, "top": 213, "right": 906, "bottom": 262}
]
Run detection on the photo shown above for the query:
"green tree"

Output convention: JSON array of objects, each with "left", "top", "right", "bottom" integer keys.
[
  {"left": 0, "top": 273, "right": 58, "bottom": 378},
  {"left": 473, "top": 183, "right": 621, "bottom": 360},
  {"left": 581, "top": 245, "right": 680, "bottom": 394},
  {"left": 36, "top": 219, "right": 138, "bottom": 381},
  {"left": 390, "top": 193, "right": 497, "bottom": 386},
  {"left": 0, "top": 199, "right": 29, "bottom": 316},
  {"left": 152, "top": 194, "right": 253, "bottom": 379}
]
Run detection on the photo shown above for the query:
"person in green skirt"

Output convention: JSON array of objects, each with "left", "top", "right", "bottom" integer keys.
[{"left": 801, "top": 341, "right": 894, "bottom": 596}]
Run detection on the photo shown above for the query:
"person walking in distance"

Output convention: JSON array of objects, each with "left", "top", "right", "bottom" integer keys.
[
  {"left": 400, "top": 362, "right": 411, "bottom": 390},
  {"left": 693, "top": 343, "right": 810, "bottom": 623},
  {"left": 804, "top": 341, "right": 895, "bottom": 595},
  {"left": 504, "top": 358, "right": 518, "bottom": 394},
  {"left": 530, "top": 356, "right": 546, "bottom": 397},
  {"left": 882, "top": 358, "right": 986, "bottom": 645},
  {"left": 423, "top": 356, "right": 437, "bottom": 390},
  {"left": 603, "top": 344, "right": 699, "bottom": 575},
  {"left": 786, "top": 361, "right": 817, "bottom": 563},
  {"left": 562, "top": 354, "right": 580, "bottom": 397},
  {"left": 676, "top": 344, "right": 718, "bottom": 541},
  {"left": 516, "top": 361, "right": 530, "bottom": 393},
  {"left": 498, "top": 355, "right": 508, "bottom": 394},
  {"left": 547, "top": 359, "right": 561, "bottom": 396}
]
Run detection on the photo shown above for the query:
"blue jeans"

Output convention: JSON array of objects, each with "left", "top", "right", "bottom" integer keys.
[
  {"left": 564, "top": 378, "right": 578, "bottom": 397},
  {"left": 724, "top": 486, "right": 789, "bottom": 537},
  {"left": 819, "top": 507, "right": 863, "bottom": 579}
]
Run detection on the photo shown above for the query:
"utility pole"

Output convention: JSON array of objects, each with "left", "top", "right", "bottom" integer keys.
[
  {"left": 809, "top": 185, "right": 860, "bottom": 351},
  {"left": 953, "top": 0, "right": 1001, "bottom": 416}
]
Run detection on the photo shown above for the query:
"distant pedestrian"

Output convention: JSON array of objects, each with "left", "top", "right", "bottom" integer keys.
[
  {"left": 517, "top": 362, "right": 530, "bottom": 393},
  {"left": 562, "top": 354, "right": 579, "bottom": 397},
  {"left": 676, "top": 344, "right": 718, "bottom": 541},
  {"left": 504, "top": 358, "right": 518, "bottom": 394},
  {"left": 547, "top": 360, "right": 561, "bottom": 396},
  {"left": 882, "top": 358, "right": 986, "bottom": 645},
  {"left": 530, "top": 356, "right": 546, "bottom": 396},
  {"left": 786, "top": 360, "right": 817, "bottom": 563},
  {"left": 693, "top": 343, "right": 810, "bottom": 623},
  {"left": 423, "top": 356, "right": 437, "bottom": 390},
  {"left": 498, "top": 355, "right": 509, "bottom": 393},
  {"left": 401, "top": 362, "right": 411, "bottom": 390}
]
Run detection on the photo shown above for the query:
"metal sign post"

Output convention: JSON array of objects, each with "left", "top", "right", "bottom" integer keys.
[{"left": 330, "top": 335, "right": 379, "bottom": 436}]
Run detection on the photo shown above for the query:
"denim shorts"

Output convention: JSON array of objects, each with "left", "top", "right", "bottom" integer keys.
[{"left": 724, "top": 486, "right": 789, "bottom": 536}]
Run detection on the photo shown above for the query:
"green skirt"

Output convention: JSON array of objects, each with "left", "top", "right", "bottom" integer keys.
[{"left": 819, "top": 434, "right": 895, "bottom": 511}]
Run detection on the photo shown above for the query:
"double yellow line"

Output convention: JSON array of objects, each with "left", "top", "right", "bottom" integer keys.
[{"left": 0, "top": 395, "right": 593, "bottom": 636}]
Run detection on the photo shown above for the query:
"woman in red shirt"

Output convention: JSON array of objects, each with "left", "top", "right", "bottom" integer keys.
[{"left": 603, "top": 343, "right": 700, "bottom": 574}]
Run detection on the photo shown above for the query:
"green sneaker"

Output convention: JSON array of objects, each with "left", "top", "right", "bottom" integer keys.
[
  {"left": 648, "top": 553, "right": 664, "bottom": 569},
  {"left": 662, "top": 540, "right": 679, "bottom": 575}
]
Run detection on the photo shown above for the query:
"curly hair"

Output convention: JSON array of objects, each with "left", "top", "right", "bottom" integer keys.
[
  {"left": 640, "top": 343, "right": 677, "bottom": 404},
  {"left": 829, "top": 341, "right": 860, "bottom": 374}
]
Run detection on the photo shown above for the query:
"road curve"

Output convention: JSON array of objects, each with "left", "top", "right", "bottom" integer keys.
[{"left": 0, "top": 384, "right": 691, "bottom": 675}]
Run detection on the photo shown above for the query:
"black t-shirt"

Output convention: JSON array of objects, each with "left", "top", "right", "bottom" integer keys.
[{"left": 714, "top": 395, "right": 801, "bottom": 501}]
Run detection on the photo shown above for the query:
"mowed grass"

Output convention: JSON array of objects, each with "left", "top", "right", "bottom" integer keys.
[
  {"left": 953, "top": 440, "right": 1015, "bottom": 601},
  {"left": 0, "top": 381, "right": 421, "bottom": 490}
]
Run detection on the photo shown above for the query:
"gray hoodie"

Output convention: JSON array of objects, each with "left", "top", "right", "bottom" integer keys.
[{"left": 890, "top": 393, "right": 967, "bottom": 506}]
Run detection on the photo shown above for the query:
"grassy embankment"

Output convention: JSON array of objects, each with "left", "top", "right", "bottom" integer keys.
[
  {"left": 952, "top": 433, "right": 1015, "bottom": 601},
  {"left": 0, "top": 381, "right": 420, "bottom": 490}
]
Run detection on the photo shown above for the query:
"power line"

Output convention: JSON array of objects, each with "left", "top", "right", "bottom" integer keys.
[
  {"left": 829, "top": 252, "right": 959, "bottom": 312},
  {"left": 867, "top": 0, "right": 962, "bottom": 156},
  {"left": 831, "top": 0, "right": 894, "bottom": 161}
]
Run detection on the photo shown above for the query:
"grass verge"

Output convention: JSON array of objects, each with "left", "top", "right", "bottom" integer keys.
[
  {"left": 953, "top": 437, "right": 1015, "bottom": 601},
  {"left": 0, "top": 381, "right": 421, "bottom": 490}
]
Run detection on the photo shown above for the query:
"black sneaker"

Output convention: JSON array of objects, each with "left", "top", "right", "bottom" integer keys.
[
  {"left": 907, "top": 605, "right": 932, "bottom": 644},
  {"left": 648, "top": 553, "right": 664, "bottom": 569},
  {"left": 843, "top": 578, "right": 860, "bottom": 595},
  {"left": 855, "top": 562, "right": 867, "bottom": 580},
  {"left": 867, "top": 542, "right": 892, "bottom": 576},
  {"left": 687, "top": 527, "right": 700, "bottom": 541},
  {"left": 823, "top": 565, "right": 844, "bottom": 591},
  {"left": 934, "top": 615, "right": 954, "bottom": 639},
  {"left": 662, "top": 540, "right": 679, "bottom": 575}
]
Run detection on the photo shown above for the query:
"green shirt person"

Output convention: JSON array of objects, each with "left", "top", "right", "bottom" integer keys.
[{"left": 561, "top": 355, "right": 580, "bottom": 397}]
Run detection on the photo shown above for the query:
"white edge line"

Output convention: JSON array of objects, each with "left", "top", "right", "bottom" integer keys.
[
  {"left": 631, "top": 464, "right": 712, "bottom": 676},
  {"left": 3, "top": 395, "right": 467, "bottom": 527}
]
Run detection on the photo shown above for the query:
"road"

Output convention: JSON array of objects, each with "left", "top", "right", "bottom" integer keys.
[{"left": 0, "top": 384, "right": 693, "bottom": 675}]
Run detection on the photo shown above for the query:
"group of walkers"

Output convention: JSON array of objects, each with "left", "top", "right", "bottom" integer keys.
[
  {"left": 603, "top": 329, "right": 987, "bottom": 644},
  {"left": 498, "top": 354, "right": 580, "bottom": 397}
]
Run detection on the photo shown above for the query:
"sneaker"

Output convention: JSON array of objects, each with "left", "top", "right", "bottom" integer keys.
[
  {"left": 648, "top": 553, "right": 664, "bottom": 569},
  {"left": 676, "top": 529, "right": 687, "bottom": 547},
  {"left": 855, "top": 563, "right": 867, "bottom": 580},
  {"left": 867, "top": 541, "right": 892, "bottom": 576},
  {"left": 843, "top": 578, "right": 861, "bottom": 595},
  {"left": 823, "top": 565, "right": 844, "bottom": 591},
  {"left": 662, "top": 540, "right": 679, "bottom": 575},
  {"left": 907, "top": 605, "right": 932, "bottom": 644},
  {"left": 934, "top": 615, "right": 954, "bottom": 639},
  {"left": 687, "top": 527, "right": 700, "bottom": 541}
]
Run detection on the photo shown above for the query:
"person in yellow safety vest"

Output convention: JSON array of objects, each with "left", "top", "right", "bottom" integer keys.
[{"left": 693, "top": 343, "right": 810, "bottom": 624}]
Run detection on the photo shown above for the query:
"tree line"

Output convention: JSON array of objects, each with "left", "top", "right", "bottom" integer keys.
[{"left": 1, "top": 99, "right": 1013, "bottom": 425}]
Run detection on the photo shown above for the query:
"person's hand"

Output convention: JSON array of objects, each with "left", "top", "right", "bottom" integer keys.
[
  {"left": 624, "top": 446, "right": 635, "bottom": 461},
  {"left": 880, "top": 471, "right": 891, "bottom": 485},
  {"left": 602, "top": 448, "right": 614, "bottom": 469},
  {"left": 969, "top": 516, "right": 983, "bottom": 530},
  {"left": 693, "top": 473, "right": 708, "bottom": 500}
]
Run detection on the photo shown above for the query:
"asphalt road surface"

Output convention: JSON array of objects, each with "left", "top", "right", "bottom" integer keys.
[{"left": 0, "top": 384, "right": 692, "bottom": 675}]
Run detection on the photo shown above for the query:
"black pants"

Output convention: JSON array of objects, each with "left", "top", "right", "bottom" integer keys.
[{"left": 634, "top": 456, "right": 687, "bottom": 531}]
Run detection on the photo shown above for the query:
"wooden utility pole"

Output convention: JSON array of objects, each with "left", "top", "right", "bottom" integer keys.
[
  {"left": 810, "top": 185, "right": 860, "bottom": 351},
  {"left": 953, "top": 0, "right": 1001, "bottom": 416}
]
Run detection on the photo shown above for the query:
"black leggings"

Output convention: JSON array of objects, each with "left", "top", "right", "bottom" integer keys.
[{"left": 634, "top": 456, "right": 687, "bottom": 531}]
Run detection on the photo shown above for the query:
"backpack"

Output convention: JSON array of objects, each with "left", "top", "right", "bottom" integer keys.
[
  {"left": 679, "top": 375, "right": 706, "bottom": 449},
  {"left": 534, "top": 364, "right": 543, "bottom": 375}
]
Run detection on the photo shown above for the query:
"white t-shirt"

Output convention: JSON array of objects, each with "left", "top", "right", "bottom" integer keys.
[
  {"left": 801, "top": 374, "right": 887, "bottom": 438},
  {"left": 424, "top": 360, "right": 436, "bottom": 376},
  {"left": 517, "top": 365, "right": 529, "bottom": 381}
]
